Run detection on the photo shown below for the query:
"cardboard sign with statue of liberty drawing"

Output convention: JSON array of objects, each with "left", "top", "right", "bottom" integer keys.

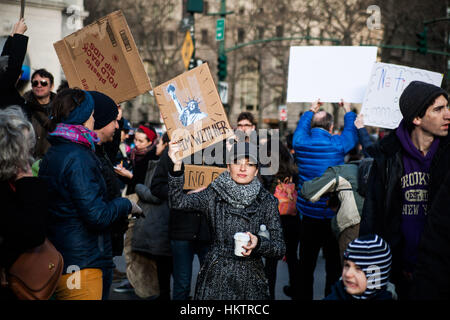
[{"left": 154, "top": 63, "right": 234, "bottom": 161}]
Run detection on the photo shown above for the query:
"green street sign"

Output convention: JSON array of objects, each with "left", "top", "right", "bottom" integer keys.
[{"left": 216, "top": 18, "right": 225, "bottom": 41}]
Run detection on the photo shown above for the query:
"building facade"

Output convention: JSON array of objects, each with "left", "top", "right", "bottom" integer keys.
[{"left": 111, "top": 0, "right": 385, "bottom": 132}]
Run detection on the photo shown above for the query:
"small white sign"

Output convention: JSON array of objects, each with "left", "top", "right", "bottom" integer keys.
[
  {"left": 218, "top": 81, "right": 228, "bottom": 104},
  {"left": 286, "top": 46, "right": 378, "bottom": 103},
  {"left": 361, "top": 62, "right": 443, "bottom": 129}
]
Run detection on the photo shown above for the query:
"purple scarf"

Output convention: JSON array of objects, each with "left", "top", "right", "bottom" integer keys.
[{"left": 49, "top": 123, "right": 100, "bottom": 151}]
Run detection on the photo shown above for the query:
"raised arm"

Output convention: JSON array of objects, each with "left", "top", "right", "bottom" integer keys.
[
  {"left": 167, "top": 140, "right": 210, "bottom": 212},
  {"left": 0, "top": 19, "right": 28, "bottom": 89},
  {"left": 167, "top": 84, "right": 184, "bottom": 115},
  {"left": 293, "top": 99, "right": 322, "bottom": 147},
  {"left": 354, "top": 114, "right": 374, "bottom": 157},
  {"left": 336, "top": 99, "right": 358, "bottom": 154}
]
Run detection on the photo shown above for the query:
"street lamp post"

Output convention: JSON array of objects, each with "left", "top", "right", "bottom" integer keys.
[
  {"left": 208, "top": 0, "right": 234, "bottom": 114},
  {"left": 186, "top": 0, "right": 204, "bottom": 70},
  {"left": 188, "top": 15, "right": 196, "bottom": 70}
]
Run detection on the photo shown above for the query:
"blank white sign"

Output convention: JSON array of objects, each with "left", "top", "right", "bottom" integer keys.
[
  {"left": 286, "top": 46, "right": 378, "bottom": 103},
  {"left": 361, "top": 62, "right": 443, "bottom": 129}
]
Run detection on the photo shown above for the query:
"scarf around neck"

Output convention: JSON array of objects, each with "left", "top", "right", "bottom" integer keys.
[
  {"left": 210, "top": 170, "right": 261, "bottom": 208},
  {"left": 130, "top": 144, "right": 154, "bottom": 165},
  {"left": 49, "top": 123, "right": 100, "bottom": 152}
]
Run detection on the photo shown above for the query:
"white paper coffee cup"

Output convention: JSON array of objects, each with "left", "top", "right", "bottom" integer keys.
[{"left": 234, "top": 232, "right": 250, "bottom": 256}]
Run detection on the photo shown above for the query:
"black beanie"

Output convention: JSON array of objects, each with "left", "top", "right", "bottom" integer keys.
[
  {"left": 89, "top": 91, "right": 119, "bottom": 130},
  {"left": 399, "top": 81, "right": 448, "bottom": 125}
]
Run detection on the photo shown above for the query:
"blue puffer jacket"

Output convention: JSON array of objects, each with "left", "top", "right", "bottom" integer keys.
[
  {"left": 39, "top": 136, "right": 131, "bottom": 272},
  {"left": 293, "top": 111, "right": 358, "bottom": 219}
]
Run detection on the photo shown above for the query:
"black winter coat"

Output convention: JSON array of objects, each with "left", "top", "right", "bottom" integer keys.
[
  {"left": 0, "top": 177, "right": 47, "bottom": 299},
  {"left": 95, "top": 144, "right": 129, "bottom": 257},
  {"left": 151, "top": 148, "right": 210, "bottom": 242},
  {"left": 126, "top": 146, "right": 158, "bottom": 195},
  {"left": 411, "top": 138, "right": 450, "bottom": 299},
  {"left": 360, "top": 132, "right": 450, "bottom": 288},
  {"left": 23, "top": 90, "right": 55, "bottom": 159},
  {"left": 0, "top": 34, "right": 31, "bottom": 119},
  {"left": 132, "top": 159, "right": 171, "bottom": 256}
]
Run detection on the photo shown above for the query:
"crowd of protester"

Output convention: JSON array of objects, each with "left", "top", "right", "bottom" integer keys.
[{"left": 1, "top": 17, "right": 450, "bottom": 302}]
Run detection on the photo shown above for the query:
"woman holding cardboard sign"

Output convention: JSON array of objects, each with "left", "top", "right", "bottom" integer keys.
[{"left": 167, "top": 140, "right": 285, "bottom": 300}]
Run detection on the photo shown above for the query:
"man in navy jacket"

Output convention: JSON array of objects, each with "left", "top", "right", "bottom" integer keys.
[{"left": 293, "top": 99, "right": 358, "bottom": 299}]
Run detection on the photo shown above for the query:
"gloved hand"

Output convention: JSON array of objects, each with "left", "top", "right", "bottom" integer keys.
[{"left": 129, "top": 200, "right": 144, "bottom": 218}]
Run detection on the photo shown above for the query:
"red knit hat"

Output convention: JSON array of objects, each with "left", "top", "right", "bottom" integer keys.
[{"left": 138, "top": 125, "right": 156, "bottom": 142}]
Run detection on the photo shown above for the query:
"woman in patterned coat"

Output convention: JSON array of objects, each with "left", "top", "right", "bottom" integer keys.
[{"left": 167, "top": 141, "right": 285, "bottom": 300}]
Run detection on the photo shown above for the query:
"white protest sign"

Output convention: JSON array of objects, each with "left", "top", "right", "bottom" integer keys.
[
  {"left": 286, "top": 46, "right": 378, "bottom": 103},
  {"left": 361, "top": 62, "right": 443, "bottom": 129}
]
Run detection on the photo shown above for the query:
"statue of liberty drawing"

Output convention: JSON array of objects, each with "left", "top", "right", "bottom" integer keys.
[{"left": 167, "top": 84, "right": 208, "bottom": 127}]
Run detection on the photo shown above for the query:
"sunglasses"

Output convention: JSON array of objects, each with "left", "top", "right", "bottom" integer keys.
[{"left": 32, "top": 80, "right": 49, "bottom": 87}]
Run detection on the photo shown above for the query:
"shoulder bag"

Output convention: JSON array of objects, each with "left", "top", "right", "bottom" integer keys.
[{"left": 1, "top": 238, "right": 63, "bottom": 300}]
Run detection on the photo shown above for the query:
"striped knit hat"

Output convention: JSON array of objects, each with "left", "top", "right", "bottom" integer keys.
[{"left": 343, "top": 234, "right": 392, "bottom": 299}]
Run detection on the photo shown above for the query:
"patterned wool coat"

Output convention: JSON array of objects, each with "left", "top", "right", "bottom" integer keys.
[{"left": 168, "top": 173, "right": 286, "bottom": 300}]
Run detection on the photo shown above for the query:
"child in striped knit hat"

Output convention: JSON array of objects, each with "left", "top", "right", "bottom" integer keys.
[{"left": 324, "top": 234, "right": 394, "bottom": 300}]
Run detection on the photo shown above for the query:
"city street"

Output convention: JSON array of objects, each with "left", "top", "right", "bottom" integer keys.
[{"left": 110, "top": 249, "right": 327, "bottom": 300}]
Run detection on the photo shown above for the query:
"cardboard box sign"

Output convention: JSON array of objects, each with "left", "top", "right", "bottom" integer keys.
[
  {"left": 183, "top": 165, "right": 227, "bottom": 190},
  {"left": 154, "top": 63, "right": 234, "bottom": 161},
  {"left": 54, "top": 10, "right": 152, "bottom": 104}
]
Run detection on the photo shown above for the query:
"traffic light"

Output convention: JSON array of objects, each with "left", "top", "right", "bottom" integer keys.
[
  {"left": 217, "top": 54, "right": 227, "bottom": 81},
  {"left": 416, "top": 27, "right": 428, "bottom": 54}
]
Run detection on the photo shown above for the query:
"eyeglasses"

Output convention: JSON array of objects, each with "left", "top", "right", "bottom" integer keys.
[
  {"left": 237, "top": 123, "right": 253, "bottom": 128},
  {"left": 32, "top": 80, "right": 49, "bottom": 87}
]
